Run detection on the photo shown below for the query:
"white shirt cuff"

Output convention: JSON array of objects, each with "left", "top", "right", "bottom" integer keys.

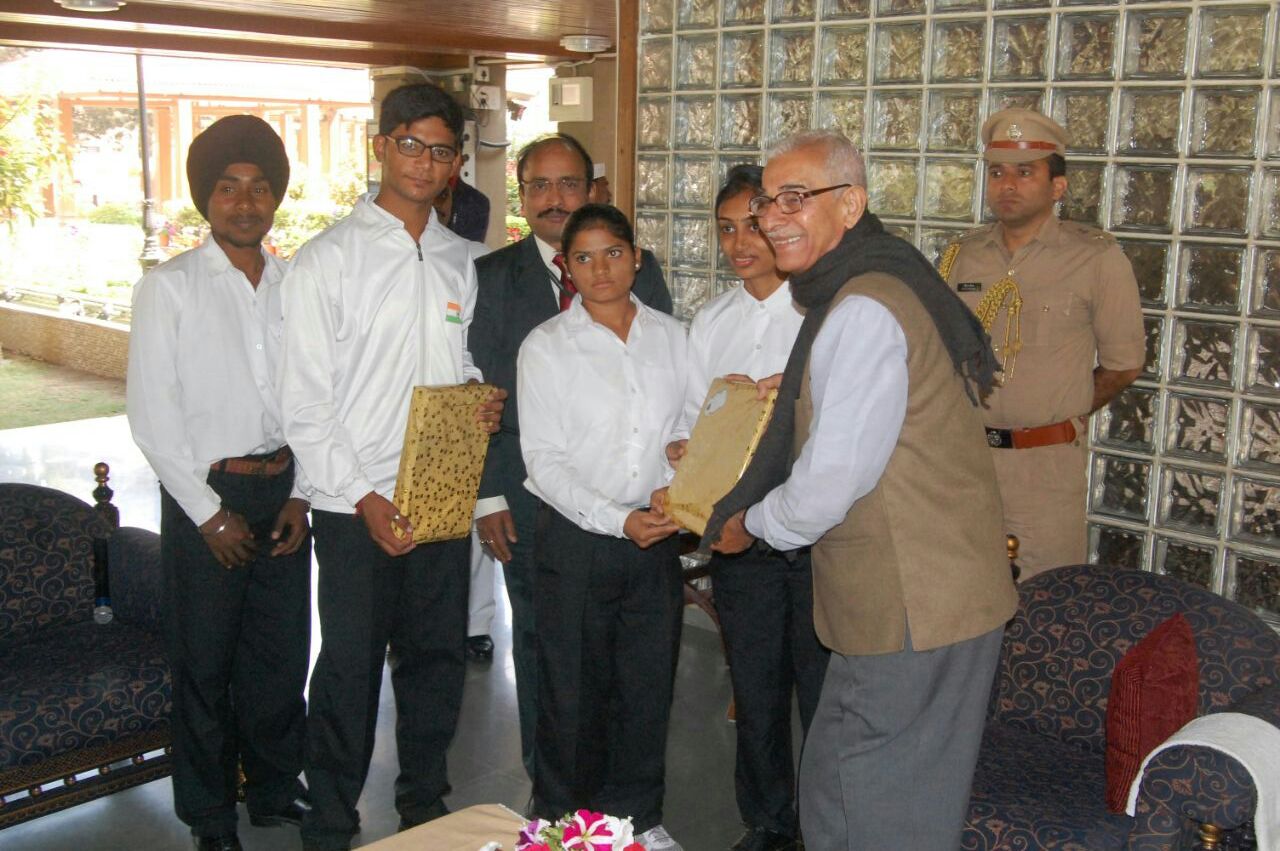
[
  {"left": 604, "top": 503, "right": 633, "bottom": 539},
  {"left": 474, "top": 495, "right": 509, "bottom": 521},
  {"left": 341, "top": 475, "right": 377, "bottom": 510},
  {"left": 743, "top": 503, "right": 766, "bottom": 541},
  {"left": 189, "top": 495, "right": 224, "bottom": 529}
]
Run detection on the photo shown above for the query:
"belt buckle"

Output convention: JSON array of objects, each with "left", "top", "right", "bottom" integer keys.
[{"left": 986, "top": 430, "right": 1002, "bottom": 448}]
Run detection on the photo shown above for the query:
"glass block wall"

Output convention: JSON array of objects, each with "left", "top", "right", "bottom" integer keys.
[{"left": 634, "top": 0, "right": 1280, "bottom": 623}]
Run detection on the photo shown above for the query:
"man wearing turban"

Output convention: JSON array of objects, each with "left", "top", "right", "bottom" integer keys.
[{"left": 127, "top": 114, "right": 312, "bottom": 851}]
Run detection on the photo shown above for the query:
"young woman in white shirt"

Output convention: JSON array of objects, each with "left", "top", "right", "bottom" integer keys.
[
  {"left": 516, "top": 204, "right": 688, "bottom": 851},
  {"left": 667, "top": 165, "right": 827, "bottom": 851}
]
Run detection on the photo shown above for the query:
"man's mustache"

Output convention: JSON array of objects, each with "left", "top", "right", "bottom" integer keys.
[{"left": 537, "top": 208, "right": 569, "bottom": 219}]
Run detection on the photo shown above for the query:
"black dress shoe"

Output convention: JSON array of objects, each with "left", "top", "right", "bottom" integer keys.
[
  {"left": 249, "top": 796, "right": 312, "bottom": 828},
  {"left": 398, "top": 797, "right": 450, "bottom": 831},
  {"left": 466, "top": 634, "right": 495, "bottom": 662},
  {"left": 194, "top": 835, "right": 242, "bottom": 851},
  {"left": 730, "top": 826, "right": 797, "bottom": 851}
]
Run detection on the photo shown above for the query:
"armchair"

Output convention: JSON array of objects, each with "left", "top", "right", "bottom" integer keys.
[
  {"left": 0, "top": 464, "right": 171, "bottom": 827},
  {"left": 964, "top": 564, "right": 1279, "bottom": 850}
]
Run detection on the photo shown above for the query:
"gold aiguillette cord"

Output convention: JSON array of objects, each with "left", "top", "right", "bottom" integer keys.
[{"left": 975, "top": 276, "right": 1023, "bottom": 383}]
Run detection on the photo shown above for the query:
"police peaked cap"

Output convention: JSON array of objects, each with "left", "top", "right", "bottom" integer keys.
[{"left": 981, "top": 108, "right": 1068, "bottom": 164}]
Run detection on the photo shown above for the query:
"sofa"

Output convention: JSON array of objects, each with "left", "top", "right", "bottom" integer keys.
[
  {"left": 0, "top": 466, "right": 171, "bottom": 827},
  {"left": 964, "top": 563, "right": 1280, "bottom": 850}
]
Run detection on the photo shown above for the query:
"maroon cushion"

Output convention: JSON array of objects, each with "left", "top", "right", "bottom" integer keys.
[{"left": 1104, "top": 612, "right": 1199, "bottom": 812}]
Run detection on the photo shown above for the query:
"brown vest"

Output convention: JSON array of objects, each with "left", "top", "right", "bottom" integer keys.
[{"left": 798, "top": 272, "right": 1018, "bottom": 655}]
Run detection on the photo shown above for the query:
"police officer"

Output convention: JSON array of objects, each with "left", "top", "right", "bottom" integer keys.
[{"left": 940, "top": 109, "right": 1144, "bottom": 579}]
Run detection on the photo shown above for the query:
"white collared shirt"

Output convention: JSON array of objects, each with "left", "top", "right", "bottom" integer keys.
[
  {"left": 744, "top": 296, "right": 909, "bottom": 550},
  {"left": 279, "top": 194, "right": 484, "bottom": 513},
  {"left": 518, "top": 296, "right": 688, "bottom": 538},
  {"left": 680, "top": 280, "right": 803, "bottom": 435},
  {"left": 533, "top": 234, "right": 567, "bottom": 301},
  {"left": 126, "top": 237, "right": 296, "bottom": 526}
]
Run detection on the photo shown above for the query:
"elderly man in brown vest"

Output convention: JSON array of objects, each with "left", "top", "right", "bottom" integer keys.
[{"left": 705, "top": 130, "right": 1019, "bottom": 850}]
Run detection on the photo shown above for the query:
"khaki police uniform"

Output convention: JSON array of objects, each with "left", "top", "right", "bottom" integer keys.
[{"left": 941, "top": 109, "right": 1144, "bottom": 578}]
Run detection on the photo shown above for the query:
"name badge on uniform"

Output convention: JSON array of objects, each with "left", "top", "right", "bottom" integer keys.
[
  {"left": 957, "top": 282, "right": 983, "bottom": 293},
  {"left": 445, "top": 301, "right": 462, "bottom": 325}
]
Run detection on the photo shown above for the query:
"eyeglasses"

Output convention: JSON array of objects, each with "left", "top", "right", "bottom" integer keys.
[
  {"left": 521, "top": 177, "right": 588, "bottom": 197},
  {"left": 385, "top": 135, "right": 458, "bottom": 163},
  {"left": 748, "top": 184, "right": 852, "bottom": 216}
]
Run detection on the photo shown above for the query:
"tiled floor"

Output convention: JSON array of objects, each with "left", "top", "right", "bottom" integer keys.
[{"left": 1, "top": 416, "right": 755, "bottom": 851}]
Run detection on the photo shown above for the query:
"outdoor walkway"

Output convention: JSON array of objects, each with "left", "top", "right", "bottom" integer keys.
[{"left": 0, "top": 413, "right": 156, "bottom": 527}]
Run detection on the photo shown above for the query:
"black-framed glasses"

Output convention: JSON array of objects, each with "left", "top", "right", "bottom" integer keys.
[
  {"left": 385, "top": 135, "right": 457, "bottom": 163},
  {"left": 521, "top": 177, "right": 588, "bottom": 197},
  {"left": 748, "top": 183, "right": 852, "bottom": 216}
]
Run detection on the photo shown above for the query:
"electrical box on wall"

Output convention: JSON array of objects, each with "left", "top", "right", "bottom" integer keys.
[
  {"left": 471, "top": 84, "right": 501, "bottom": 111},
  {"left": 549, "top": 77, "right": 593, "bottom": 122},
  {"left": 459, "top": 119, "right": 477, "bottom": 185}
]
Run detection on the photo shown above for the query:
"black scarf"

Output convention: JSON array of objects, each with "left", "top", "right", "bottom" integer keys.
[{"left": 700, "top": 211, "right": 998, "bottom": 549}]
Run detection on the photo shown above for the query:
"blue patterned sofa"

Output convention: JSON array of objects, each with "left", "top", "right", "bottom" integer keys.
[
  {"left": 0, "top": 469, "right": 171, "bottom": 827},
  {"left": 964, "top": 564, "right": 1280, "bottom": 851}
]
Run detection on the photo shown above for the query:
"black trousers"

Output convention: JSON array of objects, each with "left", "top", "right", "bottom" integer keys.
[
  {"left": 160, "top": 467, "right": 310, "bottom": 838},
  {"left": 711, "top": 546, "right": 828, "bottom": 838},
  {"left": 492, "top": 437, "right": 539, "bottom": 777},
  {"left": 531, "top": 506, "right": 683, "bottom": 833},
  {"left": 301, "top": 510, "right": 470, "bottom": 850}
]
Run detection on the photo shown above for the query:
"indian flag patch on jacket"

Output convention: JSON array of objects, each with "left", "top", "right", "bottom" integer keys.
[{"left": 445, "top": 301, "right": 462, "bottom": 324}]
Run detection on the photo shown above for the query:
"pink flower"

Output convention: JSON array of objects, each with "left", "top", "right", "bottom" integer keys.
[
  {"left": 561, "top": 809, "right": 616, "bottom": 850},
  {"left": 517, "top": 818, "right": 551, "bottom": 851}
]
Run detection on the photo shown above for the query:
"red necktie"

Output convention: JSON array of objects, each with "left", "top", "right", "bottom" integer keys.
[{"left": 552, "top": 253, "right": 576, "bottom": 312}]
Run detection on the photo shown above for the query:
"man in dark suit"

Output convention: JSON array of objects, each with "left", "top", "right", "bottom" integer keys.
[{"left": 470, "top": 133, "right": 672, "bottom": 778}]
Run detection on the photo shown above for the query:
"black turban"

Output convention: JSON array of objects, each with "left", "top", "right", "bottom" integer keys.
[{"left": 186, "top": 115, "right": 290, "bottom": 219}]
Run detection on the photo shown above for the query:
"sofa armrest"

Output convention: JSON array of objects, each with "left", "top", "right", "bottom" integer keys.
[
  {"left": 1232, "top": 680, "right": 1280, "bottom": 727},
  {"left": 108, "top": 526, "right": 164, "bottom": 634},
  {"left": 1126, "top": 683, "right": 1280, "bottom": 850},
  {"left": 1126, "top": 746, "right": 1255, "bottom": 850}
]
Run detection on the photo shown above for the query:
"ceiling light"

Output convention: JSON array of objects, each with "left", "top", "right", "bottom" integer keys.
[
  {"left": 56, "top": 0, "right": 125, "bottom": 10},
  {"left": 559, "top": 34, "right": 611, "bottom": 53}
]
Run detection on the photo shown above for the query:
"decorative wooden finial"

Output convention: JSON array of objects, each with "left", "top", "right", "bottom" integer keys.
[
  {"left": 1197, "top": 823, "right": 1223, "bottom": 849},
  {"left": 92, "top": 462, "right": 119, "bottom": 530}
]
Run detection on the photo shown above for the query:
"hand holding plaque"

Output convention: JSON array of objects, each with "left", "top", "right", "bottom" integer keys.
[
  {"left": 392, "top": 383, "right": 495, "bottom": 544},
  {"left": 665, "top": 377, "right": 777, "bottom": 536}
]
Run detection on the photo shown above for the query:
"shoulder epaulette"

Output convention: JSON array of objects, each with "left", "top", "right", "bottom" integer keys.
[
  {"left": 1061, "top": 220, "right": 1118, "bottom": 246},
  {"left": 958, "top": 223, "right": 995, "bottom": 242}
]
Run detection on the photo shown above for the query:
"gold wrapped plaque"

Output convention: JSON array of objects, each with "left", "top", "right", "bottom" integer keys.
[
  {"left": 666, "top": 378, "right": 777, "bottom": 535},
  {"left": 392, "top": 383, "right": 493, "bottom": 543}
]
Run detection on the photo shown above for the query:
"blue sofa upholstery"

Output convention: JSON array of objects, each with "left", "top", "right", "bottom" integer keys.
[
  {"left": 964, "top": 564, "right": 1280, "bottom": 851},
  {"left": 0, "top": 482, "right": 171, "bottom": 827}
]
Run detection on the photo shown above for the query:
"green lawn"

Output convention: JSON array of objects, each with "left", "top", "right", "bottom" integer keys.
[{"left": 0, "top": 352, "right": 126, "bottom": 430}]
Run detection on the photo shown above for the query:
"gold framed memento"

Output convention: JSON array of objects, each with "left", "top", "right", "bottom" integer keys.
[
  {"left": 392, "top": 383, "right": 494, "bottom": 543},
  {"left": 667, "top": 378, "right": 777, "bottom": 535}
]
